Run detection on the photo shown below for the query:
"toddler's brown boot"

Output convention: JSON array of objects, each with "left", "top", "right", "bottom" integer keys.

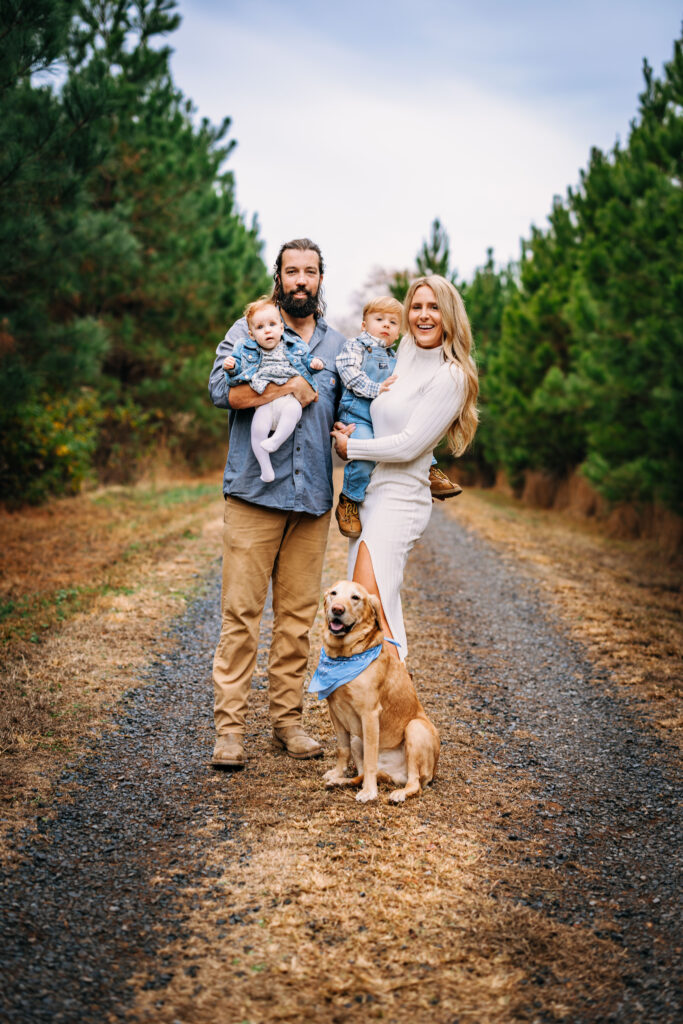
[
  {"left": 335, "top": 494, "right": 361, "bottom": 538},
  {"left": 429, "top": 465, "right": 463, "bottom": 500}
]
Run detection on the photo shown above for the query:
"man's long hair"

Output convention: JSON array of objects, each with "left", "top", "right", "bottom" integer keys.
[{"left": 272, "top": 238, "right": 327, "bottom": 317}]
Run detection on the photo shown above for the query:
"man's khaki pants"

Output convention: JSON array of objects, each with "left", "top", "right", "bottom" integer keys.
[{"left": 213, "top": 496, "right": 331, "bottom": 736}]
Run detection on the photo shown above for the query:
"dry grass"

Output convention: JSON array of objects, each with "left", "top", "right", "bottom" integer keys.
[
  {"left": 129, "top": 804, "right": 620, "bottom": 1023},
  {"left": 0, "top": 476, "right": 225, "bottom": 831},
  {"left": 445, "top": 489, "right": 683, "bottom": 746}
]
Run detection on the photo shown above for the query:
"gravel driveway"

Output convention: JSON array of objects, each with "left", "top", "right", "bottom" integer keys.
[
  {"left": 0, "top": 505, "right": 680, "bottom": 1022},
  {"left": 413, "top": 509, "right": 681, "bottom": 1021}
]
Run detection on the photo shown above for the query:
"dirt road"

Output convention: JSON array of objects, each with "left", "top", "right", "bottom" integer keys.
[{"left": 0, "top": 503, "right": 680, "bottom": 1023}]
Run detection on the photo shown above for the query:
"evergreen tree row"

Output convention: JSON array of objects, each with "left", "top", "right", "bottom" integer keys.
[
  {"left": 402, "top": 34, "right": 682, "bottom": 517},
  {"left": 0, "top": 0, "right": 270, "bottom": 504},
  {"left": 3, "top": 8, "right": 680, "bottom": 516}
]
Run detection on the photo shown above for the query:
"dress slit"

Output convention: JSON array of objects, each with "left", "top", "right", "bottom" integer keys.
[{"left": 349, "top": 531, "right": 407, "bottom": 659}]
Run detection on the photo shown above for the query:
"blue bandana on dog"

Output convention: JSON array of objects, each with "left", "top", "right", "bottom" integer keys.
[{"left": 308, "top": 640, "right": 400, "bottom": 701}]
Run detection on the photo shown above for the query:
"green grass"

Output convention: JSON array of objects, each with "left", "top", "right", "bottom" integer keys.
[
  {"left": 92, "top": 481, "right": 218, "bottom": 509},
  {"left": 1, "top": 582, "right": 137, "bottom": 643},
  {"left": 3, "top": 477, "right": 221, "bottom": 652},
  {"left": 0, "top": 586, "right": 89, "bottom": 625}
]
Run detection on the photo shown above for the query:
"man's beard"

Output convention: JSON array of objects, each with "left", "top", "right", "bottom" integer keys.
[{"left": 280, "top": 287, "right": 319, "bottom": 319}]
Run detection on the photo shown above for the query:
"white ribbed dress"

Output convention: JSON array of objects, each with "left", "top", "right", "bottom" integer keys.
[{"left": 346, "top": 335, "right": 466, "bottom": 660}]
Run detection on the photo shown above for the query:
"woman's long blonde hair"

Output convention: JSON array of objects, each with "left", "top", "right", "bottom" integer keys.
[{"left": 404, "top": 275, "right": 479, "bottom": 456}]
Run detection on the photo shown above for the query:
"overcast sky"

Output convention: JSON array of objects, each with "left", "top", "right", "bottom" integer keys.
[{"left": 170, "top": 1, "right": 681, "bottom": 323}]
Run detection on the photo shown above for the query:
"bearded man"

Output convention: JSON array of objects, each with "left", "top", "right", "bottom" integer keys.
[{"left": 208, "top": 238, "right": 346, "bottom": 767}]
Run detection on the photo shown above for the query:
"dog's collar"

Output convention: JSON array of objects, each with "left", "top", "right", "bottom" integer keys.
[{"left": 308, "top": 640, "right": 400, "bottom": 701}]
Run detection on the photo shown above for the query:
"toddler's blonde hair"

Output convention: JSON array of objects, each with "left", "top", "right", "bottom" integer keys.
[{"left": 362, "top": 295, "right": 404, "bottom": 324}]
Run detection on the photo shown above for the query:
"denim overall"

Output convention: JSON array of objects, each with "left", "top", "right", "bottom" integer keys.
[{"left": 338, "top": 341, "right": 397, "bottom": 502}]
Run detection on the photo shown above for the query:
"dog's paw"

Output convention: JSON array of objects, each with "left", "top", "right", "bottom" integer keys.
[
  {"left": 324, "top": 772, "right": 345, "bottom": 787},
  {"left": 388, "top": 788, "right": 407, "bottom": 803},
  {"left": 356, "top": 787, "right": 378, "bottom": 803}
]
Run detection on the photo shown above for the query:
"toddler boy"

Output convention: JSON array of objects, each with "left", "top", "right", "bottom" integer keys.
[{"left": 334, "top": 297, "right": 462, "bottom": 538}]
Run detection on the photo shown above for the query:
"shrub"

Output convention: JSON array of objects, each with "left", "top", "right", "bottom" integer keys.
[{"left": 0, "top": 390, "right": 102, "bottom": 505}]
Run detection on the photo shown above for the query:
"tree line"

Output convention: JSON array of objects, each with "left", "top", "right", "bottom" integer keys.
[
  {"left": 0, "top": 0, "right": 270, "bottom": 504},
  {"left": 394, "top": 36, "right": 682, "bottom": 517},
  {"left": 2, "top": 5, "right": 681, "bottom": 518}
]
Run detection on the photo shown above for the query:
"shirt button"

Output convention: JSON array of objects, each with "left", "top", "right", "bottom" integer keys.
[
  {"left": 295, "top": 469, "right": 300, "bottom": 475},
  {"left": 296, "top": 446, "right": 301, "bottom": 452}
]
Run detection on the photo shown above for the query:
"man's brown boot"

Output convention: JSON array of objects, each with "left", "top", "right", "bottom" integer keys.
[
  {"left": 272, "top": 724, "right": 323, "bottom": 759},
  {"left": 429, "top": 465, "right": 463, "bottom": 500},
  {"left": 211, "top": 733, "right": 245, "bottom": 768},
  {"left": 335, "top": 494, "right": 361, "bottom": 538}
]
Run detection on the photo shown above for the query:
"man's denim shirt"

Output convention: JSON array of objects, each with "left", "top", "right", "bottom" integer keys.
[
  {"left": 209, "top": 316, "right": 346, "bottom": 516},
  {"left": 226, "top": 333, "right": 321, "bottom": 391}
]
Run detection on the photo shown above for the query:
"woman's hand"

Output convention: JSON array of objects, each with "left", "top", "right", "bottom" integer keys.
[
  {"left": 333, "top": 421, "right": 355, "bottom": 435},
  {"left": 330, "top": 429, "right": 349, "bottom": 459},
  {"left": 379, "top": 373, "right": 397, "bottom": 394},
  {"left": 331, "top": 421, "right": 355, "bottom": 460}
]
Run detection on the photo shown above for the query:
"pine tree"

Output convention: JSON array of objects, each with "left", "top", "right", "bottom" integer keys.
[
  {"left": 0, "top": 0, "right": 111, "bottom": 501},
  {"left": 389, "top": 217, "right": 460, "bottom": 302},
  {"left": 64, "top": 0, "right": 271, "bottom": 474},
  {"left": 0, "top": 0, "right": 271, "bottom": 501},
  {"left": 459, "top": 249, "right": 516, "bottom": 482},
  {"left": 568, "top": 40, "right": 683, "bottom": 511},
  {"left": 416, "top": 218, "right": 457, "bottom": 282},
  {"left": 413, "top": 34, "right": 683, "bottom": 516},
  {"left": 483, "top": 197, "right": 584, "bottom": 489}
]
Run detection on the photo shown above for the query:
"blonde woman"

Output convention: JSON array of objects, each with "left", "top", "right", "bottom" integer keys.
[{"left": 331, "top": 275, "right": 478, "bottom": 659}]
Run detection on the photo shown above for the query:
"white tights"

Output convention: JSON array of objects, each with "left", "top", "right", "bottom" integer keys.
[{"left": 250, "top": 394, "right": 303, "bottom": 482}]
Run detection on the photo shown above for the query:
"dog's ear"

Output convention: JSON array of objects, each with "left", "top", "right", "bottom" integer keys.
[{"left": 368, "top": 594, "right": 383, "bottom": 632}]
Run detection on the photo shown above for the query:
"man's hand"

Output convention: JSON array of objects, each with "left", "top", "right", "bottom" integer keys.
[
  {"left": 223, "top": 355, "right": 236, "bottom": 371},
  {"left": 379, "top": 374, "right": 397, "bottom": 394},
  {"left": 287, "top": 375, "right": 318, "bottom": 407},
  {"left": 310, "top": 357, "right": 324, "bottom": 371}
]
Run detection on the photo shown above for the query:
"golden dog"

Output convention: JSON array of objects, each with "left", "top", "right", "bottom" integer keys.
[{"left": 319, "top": 580, "right": 440, "bottom": 803}]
